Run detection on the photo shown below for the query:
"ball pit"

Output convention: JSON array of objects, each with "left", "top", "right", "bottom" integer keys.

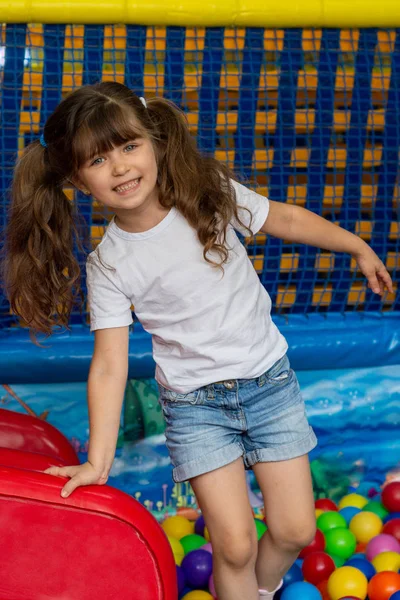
[{"left": 164, "top": 480, "right": 400, "bottom": 600}]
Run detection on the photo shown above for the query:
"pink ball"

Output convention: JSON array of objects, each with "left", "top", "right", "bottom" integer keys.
[
  {"left": 365, "top": 533, "right": 400, "bottom": 560},
  {"left": 209, "top": 573, "right": 217, "bottom": 597},
  {"left": 203, "top": 542, "right": 213, "bottom": 553}
]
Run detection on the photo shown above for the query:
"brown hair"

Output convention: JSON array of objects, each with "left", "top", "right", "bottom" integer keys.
[{"left": 2, "top": 81, "right": 251, "bottom": 341}]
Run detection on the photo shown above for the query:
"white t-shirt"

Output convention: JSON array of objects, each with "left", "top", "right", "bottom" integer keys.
[{"left": 86, "top": 180, "right": 288, "bottom": 392}]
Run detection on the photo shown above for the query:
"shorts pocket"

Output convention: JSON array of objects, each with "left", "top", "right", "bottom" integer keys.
[
  {"left": 159, "top": 385, "right": 202, "bottom": 405},
  {"left": 264, "top": 355, "right": 293, "bottom": 387}
]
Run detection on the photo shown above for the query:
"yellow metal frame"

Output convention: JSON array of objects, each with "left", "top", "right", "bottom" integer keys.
[{"left": 1, "top": 0, "right": 400, "bottom": 27}]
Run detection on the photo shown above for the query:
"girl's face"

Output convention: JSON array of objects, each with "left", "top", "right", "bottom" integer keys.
[{"left": 76, "top": 135, "right": 159, "bottom": 215}]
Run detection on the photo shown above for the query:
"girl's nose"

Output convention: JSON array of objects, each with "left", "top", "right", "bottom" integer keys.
[{"left": 112, "top": 161, "right": 130, "bottom": 176}]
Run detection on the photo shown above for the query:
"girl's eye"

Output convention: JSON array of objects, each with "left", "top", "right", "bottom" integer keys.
[
  {"left": 125, "top": 143, "right": 137, "bottom": 152},
  {"left": 91, "top": 157, "right": 104, "bottom": 166}
]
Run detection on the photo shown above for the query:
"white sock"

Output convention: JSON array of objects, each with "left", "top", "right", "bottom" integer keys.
[{"left": 258, "top": 579, "right": 283, "bottom": 599}]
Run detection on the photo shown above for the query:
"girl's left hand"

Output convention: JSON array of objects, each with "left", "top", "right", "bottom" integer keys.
[{"left": 353, "top": 248, "right": 394, "bottom": 296}]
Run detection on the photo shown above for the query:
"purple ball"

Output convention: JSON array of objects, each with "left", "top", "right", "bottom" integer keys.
[
  {"left": 181, "top": 549, "right": 213, "bottom": 588},
  {"left": 195, "top": 514, "right": 206, "bottom": 536},
  {"left": 176, "top": 565, "right": 186, "bottom": 595}
]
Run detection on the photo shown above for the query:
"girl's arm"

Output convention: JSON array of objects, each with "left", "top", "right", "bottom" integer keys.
[
  {"left": 260, "top": 200, "right": 394, "bottom": 296},
  {"left": 87, "top": 326, "right": 130, "bottom": 478},
  {"left": 43, "top": 326, "right": 129, "bottom": 497}
]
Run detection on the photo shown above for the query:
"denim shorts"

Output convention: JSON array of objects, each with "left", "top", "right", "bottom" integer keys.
[{"left": 158, "top": 354, "right": 317, "bottom": 483}]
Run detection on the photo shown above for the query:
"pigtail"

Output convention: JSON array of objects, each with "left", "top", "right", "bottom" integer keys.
[
  {"left": 2, "top": 141, "right": 83, "bottom": 342},
  {"left": 146, "top": 97, "right": 252, "bottom": 268}
]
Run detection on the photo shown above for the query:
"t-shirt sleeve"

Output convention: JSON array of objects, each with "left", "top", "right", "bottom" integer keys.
[
  {"left": 230, "top": 179, "right": 270, "bottom": 236},
  {"left": 86, "top": 255, "right": 133, "bottom": 332}
]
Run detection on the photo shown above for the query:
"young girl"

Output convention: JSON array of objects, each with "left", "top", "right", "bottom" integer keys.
[{"left": 4, "top": 81, "right": 393, "bottom": 600}]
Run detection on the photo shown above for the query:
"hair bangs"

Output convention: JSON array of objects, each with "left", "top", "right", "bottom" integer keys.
[{"left": 72, "top": 102, "right": 146, "bottom": 171}]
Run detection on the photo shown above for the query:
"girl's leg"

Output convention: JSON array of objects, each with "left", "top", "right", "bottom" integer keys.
[
  {"left": 252, "top": 454, "right": 316, "bottom": 593},
  {"left": 190, "top": 457, "right": 259, "bottom": 600}
]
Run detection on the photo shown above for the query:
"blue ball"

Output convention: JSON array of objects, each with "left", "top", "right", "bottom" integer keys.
[
  {"left": 281, "top": 581, "right": 322, "bottom": 600},
  {"left": 389, "top": 592, "right": 400, "bottom": 600},
  {"left": 339, "top": 506, "right": 361, "bottom": 525},
  {"left": 282, "top": 563, "right": 303, "bottom": 587},
  {"left": 383, "top": 511, "right": 400, "bottom": 523},
  {"left": 345, "top": 557, "right": 376, "bottom": 580},
  {"left": 181, "top": 549, "right": 213, "bottom": 589},
  {"left": 194, "top": 514, "right": 206, "bottom": 536},
  {"left": 176, "top": 565, "right": 186, "bottom": 595}
]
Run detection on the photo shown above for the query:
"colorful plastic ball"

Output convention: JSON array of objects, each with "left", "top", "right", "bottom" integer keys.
[
  {"left": 162, "top": 515, "right": 194, "bottom": 539},
  {"left": 283, "top": 562, "right": 303, "bottom": 587},
  {"left": 327, "top": 566, "right": 368, "bottom": 600},
  {"left": 204, "top": 526, "right": 210, "bottom": 542},
  {"left": 177, "top": 565, "right": 186, "bottom": 595},
  {"left": 362, "top": 501, "right": 389, "bottom": 520},
  {"left": 254, "top": 518, "right": 268, "bottom": 539},
  {"left": 181, "top": 549, "right": 213, "bottom": 588},
  {"left": 180, "top": 534, "right": 207, "bottom": 555},
  {"left": 302, "top": 551, "right": 335, "bottom": 585},
  {"left": 383, "top": 519, "right": 400, "bottom": 543},
  {"left": 339, "top": 494, "right": 369, "bottom": 510},
  {"left": 345, "top": 557, "right": 376, "bottom": 580},
  {"left": 340, "top": 507, "right": 362, "bottom": 525},
  {"left": 316, "top": 509, "right": 325, "bottom": 520},
  {"left": 366, "top": 534, "right": 400, "bottom": 561},
  {"left": 372, "top": 551, "right": 400, "bottom": 573},
  {"left": 337, "top": 597, "right": 363, "bottom": 599},
  {"left": 281, "top": 581, "right": 322, "bottom": 599},
  {"left": 316, "top": 498, "right": 339, "bottom": 512},
  {"left": 181, "top": 591, "right": 214, "bottom": 600},
  {"left": 299, "top": 529, "right": 326, "bottom": 558},
  {"left": 329, "top": 553, "right": 346, "bottom": 568},
  {"left": 194, "top": 515, "right": 206, "bottom": 536},
  {"left": 367, "top": 571, "right": 400, "bottom": 600},
  {"left": 168, "top": 535, "right": 185, "bottom": 565},
  {"left": 202, "top": 542, "right": 213, "bottom": 554},
  {"left": 389, "top": 592, "right": 400, "bottom": 600},
  {"left": 325, "top": 528, "right": 357, "bottom": 560},
  {"left": 382, "top": 482, "right": 400, "bottom": 513},
  {"left": 317, "top": 511, "right": 348, "bottom": 533},
  {"left": 384, "top": 513, "right": 400, "bottom": 524},
  {"left": 349, "top": 511, "right": 383, "bottom": 543}
]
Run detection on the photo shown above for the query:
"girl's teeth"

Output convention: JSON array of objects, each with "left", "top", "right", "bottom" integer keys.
[{"left": 115, "top": 178, "right": 140, "bottom": 192}]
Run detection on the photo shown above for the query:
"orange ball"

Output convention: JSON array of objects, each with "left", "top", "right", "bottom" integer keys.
[{"left": 367, "top": 571, "right": 400, "bottom": 600}]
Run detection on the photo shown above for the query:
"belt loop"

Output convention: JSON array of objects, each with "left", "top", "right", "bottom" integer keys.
[{"left": 206, "top": 385, "right": 215, "bottom": 400}]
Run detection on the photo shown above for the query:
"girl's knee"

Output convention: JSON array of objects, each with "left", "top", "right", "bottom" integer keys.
[
  {"left": 270, "top": 521, "right": 317, "bottom": 553},
  {"left": 213, "top": 529, "right": 258, "bottom": 570}
]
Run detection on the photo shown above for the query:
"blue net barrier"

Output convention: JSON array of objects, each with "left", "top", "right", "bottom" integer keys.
[{"left": 1, "top": 25, "right": 399, "bottom": 332}]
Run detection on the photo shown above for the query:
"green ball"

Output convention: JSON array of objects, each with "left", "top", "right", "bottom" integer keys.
[
  {"left": 180, "top": 534, "right": 207, "bottom": 555},
  {"left": 317, "top": 511, "right": 347, "bottom": 533},
  {"left": 327, "top": 553, "right": 346, "bottom": 568},
  {"left": 254, "top": 518, "right": 268, "bottom": 540},
  {"left": 362, "top": 500, "right": 389, "bottom": 520},
  {"left": 324, "top": 527, "right": 357, "bottom": 560}
]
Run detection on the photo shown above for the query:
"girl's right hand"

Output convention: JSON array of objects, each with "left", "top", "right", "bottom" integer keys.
[{"left": 43, "top": 461, "right": 109, "bottom": 498}]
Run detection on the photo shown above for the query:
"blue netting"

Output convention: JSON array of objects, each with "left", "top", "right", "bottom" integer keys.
[{"left": 0, "top": 25, "right": 399, "bottom": 329}]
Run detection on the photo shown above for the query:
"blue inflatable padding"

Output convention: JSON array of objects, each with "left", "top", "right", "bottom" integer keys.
[{"left": 1, "top": 312, "right": 399, "bottom": 383}]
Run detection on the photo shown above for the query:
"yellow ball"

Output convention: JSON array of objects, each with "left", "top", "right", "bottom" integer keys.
[
  {"left": 315, "top": 508, "right": 324, "bottom": 519},
  {"left": 349, "top": 511, "right": 383, "bottom": 543},
  {"left": 181, "top": 592, "right": 214, "bottom": 600},
  {"left": 162, "top": 515, "right": 194, "bottom": 539},
  {"left": 327, "top": 566, "right": 368, "bottom": 600},
  {"left": 204, "top": 526, "right": 210, "bottom": 541},
  {"left": 372, "top": 551, "right": 400, "bottom": 573},
  {"left": 166, "top": 535, "right": 184, "bottom": 566},
  {"left": 338, "top": 493, "right": 369, "bottom": 510}
]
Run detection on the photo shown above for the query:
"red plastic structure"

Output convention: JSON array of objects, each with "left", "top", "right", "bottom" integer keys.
[
  {"left": 0, "top": 410, "right": 178, "bottom": 599},
  {"left": 0, "top": 408, "right": 80, "bottom": 464}
]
